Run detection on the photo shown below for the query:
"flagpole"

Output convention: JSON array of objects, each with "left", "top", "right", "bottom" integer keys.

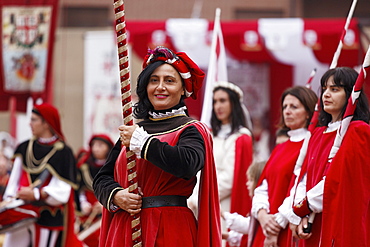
[
  {"left": 300, "top": 0, "right": 358, "bottom": 233},
  {"left": 305, "top": 68, "right": 317, "bottom": 90},
  {"left": 290, "top": 68, "right": 319, "bottom": 234},
  {"left": 190, "top": 0, "right": 204, "bottom": 18},
  {"left": 302, "top": 45, "right": 370, "bottom": 233},
  {"left": 329, "top": 45, "right": 370, "bottom": 160},
  {"left": 290, "top": 68, "right": 318, "bottom": 171},
  {"left": 113, "top": 1, "right": 142, "bottom": 246},
  {"left": 329, "top": 0, "right": 358, "bottom": 69},
  {"left": 9, "top": 97, "right": 17, "bottom": 140}
]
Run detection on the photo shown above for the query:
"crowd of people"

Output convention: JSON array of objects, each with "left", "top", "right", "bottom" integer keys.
[{"left": 0, "top": 46, "right": 369, "bottom": 247}]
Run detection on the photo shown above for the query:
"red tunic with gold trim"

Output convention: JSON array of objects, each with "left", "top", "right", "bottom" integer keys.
[
  {"left": 251, "top": 139, "right": 304, "bottom": 247},
  {"left": 95, "top": 117, "right": 221, "bottom": 247}
]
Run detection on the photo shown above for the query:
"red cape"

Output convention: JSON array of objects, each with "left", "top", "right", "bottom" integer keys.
[
  {"left": 296, "top": 126, "right": 336, "bottom": 247},
  {"left": 230, "top": 134, "right": 253, "bottom": 214},
  {"left": 229, "top": 133, "right": 253, "bottom": 247},
  {"left": 99, "top": 121, "right": 221, "bottom": 247},
  {"left": 321, "top": 121, "right": 370, "bottom": 247}
]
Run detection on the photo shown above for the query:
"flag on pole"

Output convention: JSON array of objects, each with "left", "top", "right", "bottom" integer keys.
[
  {"left": 0, "top": 0, "right": 59, "bottom": 112},
  {"left": 328, "top": 45, "right": 370, "bottom": 160},
  {"left": 200, "top": 8, "right": 228, "bottom": 128}
]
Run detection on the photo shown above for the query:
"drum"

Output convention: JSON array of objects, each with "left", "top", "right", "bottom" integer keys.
[{"left": 0, "top": 199, "right": 39, "bottom": 234}]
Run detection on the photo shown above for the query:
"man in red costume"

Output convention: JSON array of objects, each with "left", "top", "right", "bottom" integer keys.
[
  {"left": 2, "top": 103, "right": 82, "bottom": 247},
  {"left": 93, "top": 46, "right": 221, "bottom": 247}
]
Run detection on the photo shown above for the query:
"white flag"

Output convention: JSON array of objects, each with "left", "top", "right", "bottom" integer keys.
[{"left": 200, "top": 8, "right": 228, "bottom": 128}]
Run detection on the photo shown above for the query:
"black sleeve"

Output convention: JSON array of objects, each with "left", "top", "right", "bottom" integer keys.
[
  {"left": 93, "top": 139, "right": 123, "bottom": 207},
  {"left": 143, "top": 126, "right": 205, "bottom": 180}
]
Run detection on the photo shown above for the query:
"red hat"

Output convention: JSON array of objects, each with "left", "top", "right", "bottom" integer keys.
[
  {"left": 33, "top": 103, "right": 65, "bottom": 141},
  {"left": 89, "top": 134, "right": 114, "bottom": 149},
  {"left": 142, "top": 46, "right": 205, "bottom": 100}
]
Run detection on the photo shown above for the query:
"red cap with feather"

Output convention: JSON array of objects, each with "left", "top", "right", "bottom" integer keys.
[{"left": 142, "top": 46, "right": 205, "bottom": 100}]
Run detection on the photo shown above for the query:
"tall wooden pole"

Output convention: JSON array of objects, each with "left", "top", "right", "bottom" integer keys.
[{"left": 113, "top": 1, "right": 142, "bottom": 246}]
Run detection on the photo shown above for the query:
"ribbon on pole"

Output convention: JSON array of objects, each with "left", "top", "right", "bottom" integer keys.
[
  {"left": 305, "top": 68, "right": 317, "bottom": 90},
  {"left": 303, "top": 45, "right": 370, "bottom": 234},
  {"left": 290, "top": 69, "right": 319, "bottom": 226},
  {"left": 292, "top": 68, "right": 319, "bottom": 174},
  {"left": 328, "top": 46, "right": 370, "bottom": 161},
  {"left": 306, "top": 68, "right": 320, "bottom": 135},
  {"left": 292, "top": 68, "right": 319, "bottom": 175},
  {"left": 113, "top": 1, "right": 142, "bottom": 246},
  {"left": 329, "top": 0, "right": 358, "bottom": 69},
  {"left": 299, "top": 0, "right": 358, "bottom": 233}
]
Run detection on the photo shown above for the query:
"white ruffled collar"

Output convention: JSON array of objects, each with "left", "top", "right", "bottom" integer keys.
[
  {"left": 325, "top": 121, "right": 341, "bottom": 133},
  {"left": 287, "top": 128, "right": 309, "bottom": 142},
  {"left": 38, "top": 135, "right": 58, "bottom": 144},
  {"left": 149, "top": 106, "right": 187, "bottom": 119}
]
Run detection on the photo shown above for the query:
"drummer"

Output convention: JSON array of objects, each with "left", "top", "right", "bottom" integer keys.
[{"left": 2, "top": 103, "right": 83, "bottom": 247}]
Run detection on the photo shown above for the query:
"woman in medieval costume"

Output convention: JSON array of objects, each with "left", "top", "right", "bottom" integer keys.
[
  {"left": 205, "top": 81, "right": 254, "bottom": 247},
  {"left": 250, "top": 86, "right": 317, "bottom": 247},
  {"left": 289, "top": 67, "right": 370, "bottom": 247},
  {"left": 93, "top": 46, "right": 221, "bottom": 247},
  {"left": 2, "top": 103, "right": 82, "bottom": 247}
]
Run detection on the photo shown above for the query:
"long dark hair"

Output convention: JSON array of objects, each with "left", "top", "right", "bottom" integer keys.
[
  {"left": 133, "top": 60, "right": 186, "bottom": 119},
  {"left": 278, "top": 86, "right": 318, "bottom": 129},
  {"left": 319, "top": 67, "right": 370, "bottom": 126},
  {"left": 211, "top": 87, "right": 246, "bottom": 136}
]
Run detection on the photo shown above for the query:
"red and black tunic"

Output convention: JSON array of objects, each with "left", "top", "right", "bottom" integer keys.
[{"left": 94, "top": 114, "right": 221, "bottom": 247}]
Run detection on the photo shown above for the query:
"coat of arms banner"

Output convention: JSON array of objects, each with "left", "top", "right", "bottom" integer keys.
[{"left": 0, "top": 0, "right": 59, "bottom": 112}]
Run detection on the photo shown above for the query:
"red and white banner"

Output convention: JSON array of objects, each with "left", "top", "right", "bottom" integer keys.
[{"left": 0, "top": 0, "right": 59, "bottom": 112}]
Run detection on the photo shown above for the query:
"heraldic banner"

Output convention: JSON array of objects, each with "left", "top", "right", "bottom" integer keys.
[{"left": 0, "top": 0, "right": 59, "bottom": 112}]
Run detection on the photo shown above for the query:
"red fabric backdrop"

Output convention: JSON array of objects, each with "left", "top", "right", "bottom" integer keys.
[
  {"left": 1, "top": 16, "right": 365, "bottom": 136},
  {"left": 126, "top": 18, "right": 363, "bottom": 136}
]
